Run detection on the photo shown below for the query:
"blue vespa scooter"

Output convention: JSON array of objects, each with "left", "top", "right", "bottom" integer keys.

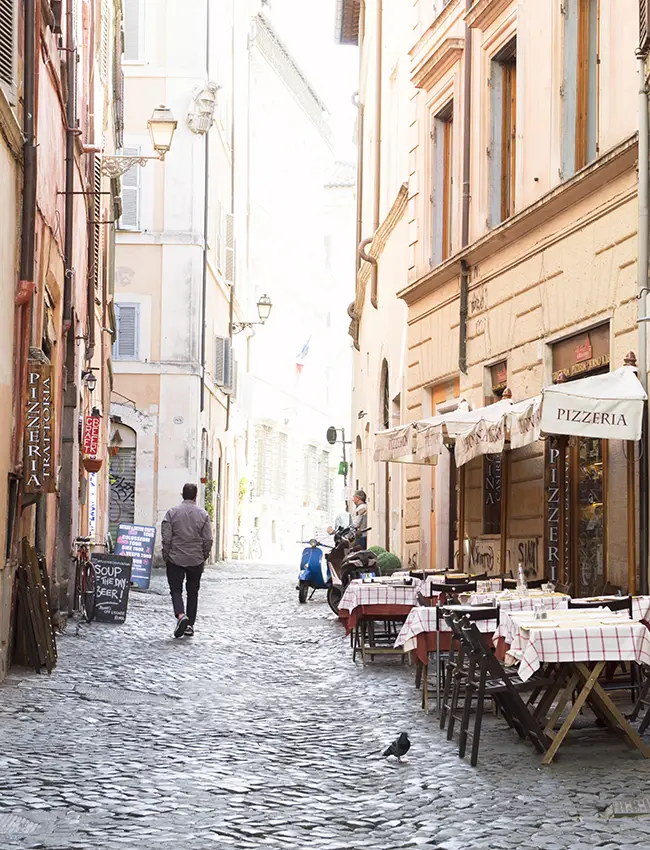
[{"left": 297, "top": 537, "right": 332, "bottom": 603}]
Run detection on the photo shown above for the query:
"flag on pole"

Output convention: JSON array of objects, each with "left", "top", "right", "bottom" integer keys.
[{"left": 295, "top": 337, "right": 311, "bottom": 376}]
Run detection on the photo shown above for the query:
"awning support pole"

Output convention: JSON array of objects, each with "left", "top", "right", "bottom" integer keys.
[
  {"left": 458, "top": 464, "right": 466, "bottom": 572},
  {"left": 628, "top": 440, "right": 637, "bottom": 596},
  {"left": 637, "top": 51, "right": 649, "bottom": 596},
  {"left": 500, "top": 452, "right": 509, "bottom": 577}
]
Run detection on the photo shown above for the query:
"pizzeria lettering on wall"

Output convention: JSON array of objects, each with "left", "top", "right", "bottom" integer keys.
[{"left": 24, "top": 361, "right": 56, "bottom": 494}]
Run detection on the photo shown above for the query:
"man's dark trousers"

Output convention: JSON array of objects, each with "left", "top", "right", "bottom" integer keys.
[{"left": 166, "top": 561, "right": 204, "bottom": 624}]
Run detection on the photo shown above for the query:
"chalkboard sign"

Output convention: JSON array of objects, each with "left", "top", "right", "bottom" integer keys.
[
  {"left": 91, "top": 553, "right": 132, "bottom": 623},
  {"left": 114, "top": 524, "right": 156, "bottom": 590}
]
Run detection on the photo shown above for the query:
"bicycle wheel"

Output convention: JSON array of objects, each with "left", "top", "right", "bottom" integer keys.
[{"left": 81, "top": 561, "right": 96, "bottom": 623}]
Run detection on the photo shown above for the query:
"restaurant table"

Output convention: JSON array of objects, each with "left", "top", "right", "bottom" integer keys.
[
  {"left": 338, "top": 579, "right": 421, "bottom": 664},
  {"left": 507, "top": 612, "right": 650, "bottom": 763}
]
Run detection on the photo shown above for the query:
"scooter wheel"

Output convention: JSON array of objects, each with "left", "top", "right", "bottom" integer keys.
[
  {"left": 298, "top": 583, "right": 309, "bottom": 604},
  {"left": 327, "top": 586, "right": 342, "bottom": 615}
]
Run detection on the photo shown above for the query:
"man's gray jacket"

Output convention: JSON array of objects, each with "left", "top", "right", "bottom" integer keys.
[{"left": 161, "top": 500, "right": 213, "bottom": 568}]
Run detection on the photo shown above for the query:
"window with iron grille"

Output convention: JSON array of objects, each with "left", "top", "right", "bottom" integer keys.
[
  {"left": 254, "top": 425, "right": 273, "bottom": 497},
  {"left": 272, "top": 432, "right": 288, "bottom": 499},
  {"left": 302, "top": 444, "right": 318, "bottom": 505},
  {"left": 113, "top": 303, "right": 140, "bottom": 360},
  {"left": 317, "top": 451, "right": 330, "bottom": 513}
]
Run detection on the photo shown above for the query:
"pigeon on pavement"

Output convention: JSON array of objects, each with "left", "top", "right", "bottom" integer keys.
[{"left": 383, "top": 732, "right": 411, "bottom": 762}]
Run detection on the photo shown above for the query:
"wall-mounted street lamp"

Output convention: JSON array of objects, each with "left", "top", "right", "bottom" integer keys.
[
  {"left": 82, "top": 369, "right": 98, "bottom": 393},
  {"left": 232, "top": 294, "right": 273, "bottom": 334},
  {"left": 100, "top": 105, "right": 178, "bottom": 178}
]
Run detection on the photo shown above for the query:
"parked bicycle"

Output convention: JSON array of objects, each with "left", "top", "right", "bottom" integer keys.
[
  {"left": 249, "top": 528, "right": 262, "bottom": 560},
  {"left": 73, "top": 537, "right": 96, "bottom": 622}
]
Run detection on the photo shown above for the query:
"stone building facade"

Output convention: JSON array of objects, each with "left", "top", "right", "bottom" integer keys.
[
  {"left": 343, "top": 0, "right": 646, "bottom": 593},
  {"left": 0, "top": 0, "right": 122, "bottom": 681}
]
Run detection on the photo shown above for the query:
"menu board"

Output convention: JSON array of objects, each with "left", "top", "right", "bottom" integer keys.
[
  {"left": 114, "top": 524, "right": 156, "bottom": 590},
  {"left": 91, "top": 553, "right": 132, "bottom": 623}
]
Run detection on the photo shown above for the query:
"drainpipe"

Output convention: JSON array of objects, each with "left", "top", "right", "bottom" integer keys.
[
  {"left": 200, "top": 0, "right": 210, "bottom": 414},
  {"left": 63, "top": 2, "right": 76, "bottom": 328},
  {"left": 637, "top": 50, "right": 649, "bottom": 595},
  {"left": 226, "top": 0, "right": 236, "bottom": 433},
  {"left": 57, "top": 0, "right": 79, "bottom": 618},
  {"left": 354, "top": 2, "right": 366, "bottom": 273},
  {"left": 13, "top": 0, "right": 38, "bottom": 480},
  {"left": 370, "top": 0, "right": 382, "bottom": 309},
  {"left": 458, "top": 0, "right": 472, "bottom": 375}
]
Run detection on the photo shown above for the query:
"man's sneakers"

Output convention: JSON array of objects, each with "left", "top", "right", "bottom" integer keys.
[
  {"left": 184, "top": 625, "right": 194, "bottom": 637},
  {"left": 174, "top": 615, "right": 190, "bottom": 638}
]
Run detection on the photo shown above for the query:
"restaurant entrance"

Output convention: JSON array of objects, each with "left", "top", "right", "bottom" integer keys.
[{"left": 544, "top": 324, "right": 610, "bottom": 596}]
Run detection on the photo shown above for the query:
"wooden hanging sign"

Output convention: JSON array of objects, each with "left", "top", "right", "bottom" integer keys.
[{"left": 23, "top": 361, "right": 56, "bottom": 494}]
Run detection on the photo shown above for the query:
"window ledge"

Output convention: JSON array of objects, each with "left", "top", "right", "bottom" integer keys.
[
  {"left": 465, "top": 0, "right": 515, "bottom": 30},
  {"left": 411, "top": 37, "right": 464, "bottom": 90},
  {"left": 0, "top": 87, "right": 23, "bottom": 160},
  {"left": 398, "top": 133, "right": 638, "bottom": 306}
]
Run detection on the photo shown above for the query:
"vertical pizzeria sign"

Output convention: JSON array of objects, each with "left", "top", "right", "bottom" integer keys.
[{"left": 24, "top": 361, "right": 56, "bottom": 494}]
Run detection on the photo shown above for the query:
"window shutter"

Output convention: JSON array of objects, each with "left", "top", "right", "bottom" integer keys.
[
  {"left": 0, "top": 0, "right": 14, "bottom": 89},
  {"left": 642, "top": 0, "right": 650, "bottom": 53},
  {"left": 113, "top": 303, "right": 140, "bottom": 360},
  {"left": 119, "top": 146, "right": 140, "bottom": 229},
  {"left": 224, "top": 213, "right": 235, "bottom": 285},
  {"left": 562, "top": 0, "right": 578, "bottom": 179},
  {"left": 92, "top": 160, "right": 102, "bottom": 292},
  {"left": 123, "top": 0, "right": 140, "bottom": 61},
  {"left": 214, "top": 336, "right": 232, "bottom": 387},
  {"left": 488, "top": 60, "right": 503, "bottom": 228},
  {"left": 100, "top": 0, "right": 110, "bottom": 82}
]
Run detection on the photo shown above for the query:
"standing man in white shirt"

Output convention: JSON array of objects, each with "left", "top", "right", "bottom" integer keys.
[{"left": 352, "top": 490, "right": 368, "bottom": 550}]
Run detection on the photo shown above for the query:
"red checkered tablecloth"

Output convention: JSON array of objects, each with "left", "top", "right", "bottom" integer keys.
[
  {"left": 512, "top": 619, "right": 650, "bottom": 682},
  {"left": 338, "top": 580, "right": 421, "bottom": 634},
  {"left": 339, "top": 581, "right": 420, "bottom": 613},
  {"left": 395, "top": 605, "right": 495, "bottom": 656},
  {"left": 571, "top": 596, "right": 650, "bottom": 622}
]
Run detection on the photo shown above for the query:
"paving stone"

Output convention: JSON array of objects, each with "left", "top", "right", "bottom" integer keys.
[{"left": 0, "top": 562, "right": 649, "bottom": 849}]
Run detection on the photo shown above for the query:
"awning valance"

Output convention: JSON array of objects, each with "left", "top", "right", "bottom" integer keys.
[
  {"left": 373, "top": 366, "right": 646, "bottom": 467},
  {"left": 540, "top": 366, "right": 647, "bottom": 442}
]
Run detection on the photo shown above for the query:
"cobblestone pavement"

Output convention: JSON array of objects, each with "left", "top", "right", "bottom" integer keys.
[{"left": 2, "top": 562, "right": 650, "bottom": 849}]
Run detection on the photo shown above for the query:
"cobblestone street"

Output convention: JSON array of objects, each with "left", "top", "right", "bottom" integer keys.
[{"left": 2, "top": 562, "right": 650, "bottom": 849}]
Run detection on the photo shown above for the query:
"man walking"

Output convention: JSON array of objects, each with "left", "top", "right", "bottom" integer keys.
[
  {"left": 161, "top": 483, "right": 213, "bottom": 638},
  {"left": 352, "top": 490, "right": 368, "bottom": 550}
]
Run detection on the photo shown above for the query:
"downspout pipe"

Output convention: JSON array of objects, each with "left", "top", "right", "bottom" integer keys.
[
  {"left": 14, "top": 0, "right": 37, "bottom": 477},
  {"left": 637, "top": 49, "right": 649, "bottom": 595},
  {"left": 226, "top": 0, "right": 236, "bottom": 433},
  {"left": 200, "top": 0, "right": 210, "bottom": 414},
  {"left": 370, "top": 0, "right": 382, "bottom": 309},
  {"left": 459, "top": 0, "right": 472, "bottom": 375},
  {"left": 63, "top": 0, "right": 77, "bottom": 329}
]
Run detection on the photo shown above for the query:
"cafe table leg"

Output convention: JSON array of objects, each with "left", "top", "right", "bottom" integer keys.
[
  {"left": 544, "top": 671, "right": 581, "bottom": 736},
  {"left": 531, "top": 665, "right": 568, "bottom": 723},
  {"left": 415, "top": 658, "right": 423, "bottom": 690},
  {"left": 542, "top": 662, "right": 606, "bottom": 765},
  {"left": 573, "top": 662, "right": 650, "bottom": 759},
  {"left": 422, "top": 663, "right": 428, "bottom": 712}
]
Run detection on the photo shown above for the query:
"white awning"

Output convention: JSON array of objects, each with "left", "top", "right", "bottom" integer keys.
[
  {"left": 373, "top": 423, "right": 414, "bottom": 462},
  {"left": 540, "top": 366, "right": 647, "bottom": 442}
]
